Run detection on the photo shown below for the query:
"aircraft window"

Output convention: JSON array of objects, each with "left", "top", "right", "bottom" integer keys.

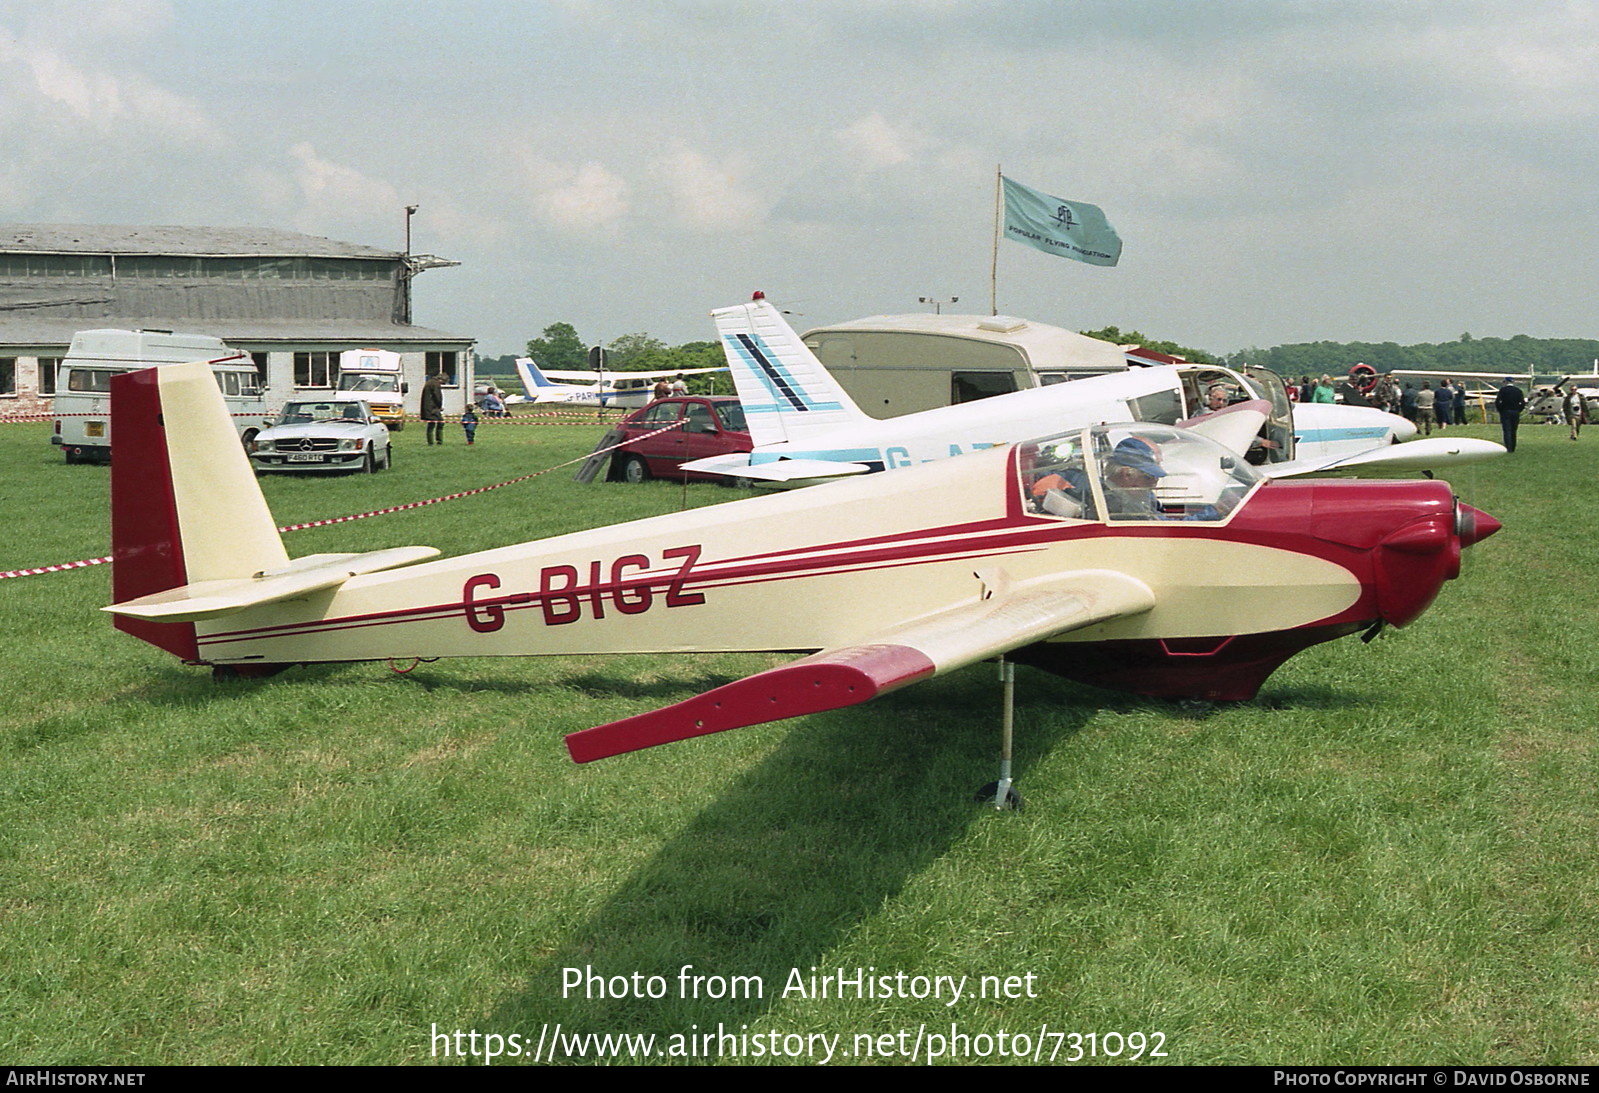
[
  {"left": 1094, "top": 425, "right": 1260, "bottom": 523},
  {"left": 1017, "top": 432, "right": 1097, "bottom": 522},
  {"left": 1126, "top": 389, "right": 1183, "bottom": 426}
]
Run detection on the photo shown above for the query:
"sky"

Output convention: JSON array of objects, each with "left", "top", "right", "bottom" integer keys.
[{"left": 1, "top": 0, "right": 1596, "bottom": 358}]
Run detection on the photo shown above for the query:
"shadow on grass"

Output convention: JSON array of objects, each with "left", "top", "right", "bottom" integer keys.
[{"left": 476, "top": 667, "right": 1115, "bottom": 1056}]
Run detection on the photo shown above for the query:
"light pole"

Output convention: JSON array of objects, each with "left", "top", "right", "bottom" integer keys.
[{"left": 402, "top": 204, "right": 418, "bottom": 324}]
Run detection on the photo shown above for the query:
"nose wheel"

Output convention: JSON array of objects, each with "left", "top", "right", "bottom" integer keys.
[{"left": 974, "top": 658, "right": 1024, "bottom": 812}]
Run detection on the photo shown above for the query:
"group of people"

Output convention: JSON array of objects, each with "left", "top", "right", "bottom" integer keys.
[
  {"left": 652, "top": 374, "right": 690, "bottom": 400},
  {"left": 417, "top": 375, "right": 519, "bottom": 447},
  {"left": 1287, "top": 375, "right": 1338, "bottom": 404}
]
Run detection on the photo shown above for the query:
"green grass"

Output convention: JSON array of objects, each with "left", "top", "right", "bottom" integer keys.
[{"left": 0, "top": 415, "right": 1593, "bottom": 1065}]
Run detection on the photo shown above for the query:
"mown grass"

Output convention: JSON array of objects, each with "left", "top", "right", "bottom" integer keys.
[{"left": 0, "top": 413, "right": 1593, "bottom": 1065}]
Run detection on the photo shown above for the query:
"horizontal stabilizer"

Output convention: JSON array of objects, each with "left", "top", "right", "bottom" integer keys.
[
  {"left": 679, "top": 453, "right": 873, "bottom": 482},
  {"left": 565, "top": 568, "right": 1155, "bottom": 762},
  {"left": 1262, "top": 437, "right": 1506, "bottom": 479},
  {"left": 104, "top": 546, "right": 440, "bottom": 622}
]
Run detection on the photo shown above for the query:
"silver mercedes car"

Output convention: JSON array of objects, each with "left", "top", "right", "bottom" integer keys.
[{"left": 247, "top": 398, "right": 393, "bottom": 474}]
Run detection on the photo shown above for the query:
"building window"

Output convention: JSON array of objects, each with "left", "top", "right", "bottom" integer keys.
[
  {"left": 426, "top": 351, "right": 458, "bottom": 384},
  {"left": 38, "top": 358, "right": 60, "bottom": 396},
  {"left": 0, "top": 358, "right": 14, "bottom": 396},
  {"left": 294, "top": 351, "right": 337, "bottom": 388}
]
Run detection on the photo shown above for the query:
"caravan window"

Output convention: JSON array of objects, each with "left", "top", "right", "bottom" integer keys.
[
  {"left": 951, "top": 371, "right": 1017, "bottom": 404},
  {"left": 68, "top": 369, "right": 114, "bottom": 393}
]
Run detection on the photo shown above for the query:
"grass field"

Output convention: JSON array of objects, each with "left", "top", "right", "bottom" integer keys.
[{"left": 0, "top": 411, "right": 1593, "bottom": 1066}]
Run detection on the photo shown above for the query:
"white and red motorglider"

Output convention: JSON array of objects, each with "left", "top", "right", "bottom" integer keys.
[{"left": 105, "top": 361, "right": 1499, "bottom": 787}]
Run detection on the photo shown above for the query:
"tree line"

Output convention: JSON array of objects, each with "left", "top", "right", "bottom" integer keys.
[
  {"left": 480, "top": 322, "right": 1599, "bottom": 390},
  {"left": 1222, "top": 332, "right": 1599, "bottom": 379}
]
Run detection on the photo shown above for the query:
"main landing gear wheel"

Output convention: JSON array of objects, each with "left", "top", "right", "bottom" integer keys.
[{"left": 974, "top": 781, "right": 1024, "bottom": 811}]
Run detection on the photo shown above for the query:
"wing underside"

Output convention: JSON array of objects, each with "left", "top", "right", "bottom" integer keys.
[
  {"left": 1263, "top": 436, "right": 1506, "bottom": 478},
  {"left": 565, "top": 569, "right": 1155, "bottom": 762}
]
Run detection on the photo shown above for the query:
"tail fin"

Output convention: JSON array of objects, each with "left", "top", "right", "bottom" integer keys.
[
  {"left": 110, "top": 361, "right": 289, "bottom": 658},
  {"left": 515, "top": 357, "right": 555, "bottom": 394},
  {"left": 712, "top": 297, "right": 870, "bottom": 448},
  {"left": 107, "top": 362, "right": 440, "bottom": 650}
]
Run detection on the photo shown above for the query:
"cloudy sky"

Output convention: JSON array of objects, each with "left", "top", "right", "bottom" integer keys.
[{"left": 2, "top": 0, "right": 1595, "bottom": 357}]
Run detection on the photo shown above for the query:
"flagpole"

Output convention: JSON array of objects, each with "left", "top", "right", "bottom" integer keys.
[{"left": 990, "top": 165, "right": 1002, "bottom": 315}]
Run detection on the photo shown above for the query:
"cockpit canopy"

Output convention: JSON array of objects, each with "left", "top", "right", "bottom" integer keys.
[{"left": 1018, "top": 423, "right": 1263, "bottom": 523}]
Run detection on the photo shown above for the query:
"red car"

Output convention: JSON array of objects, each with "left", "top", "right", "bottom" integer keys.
[{"left": 608, "top": 396, "right": 752, "bottom": 483}]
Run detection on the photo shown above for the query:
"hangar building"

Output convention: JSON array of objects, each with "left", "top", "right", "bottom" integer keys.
[{"left": 0, "top": 224, "right": 474, "bottom": 416}]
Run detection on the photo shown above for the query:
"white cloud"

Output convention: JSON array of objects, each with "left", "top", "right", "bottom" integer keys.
[
  {"left": 517, "top": 155, "right": 631, "bottom": 234},
  {"left": 287, "top": 142, "right": 405, "bottom": 222},
  {"left": 0, "top": 33, "right": 215, "bottom": 142},
  {"left": 650, "top": 146, "right": 768, "bottom": 231},
  {"left": 833, "top": 113, "right": 917, "bottom": 170}
]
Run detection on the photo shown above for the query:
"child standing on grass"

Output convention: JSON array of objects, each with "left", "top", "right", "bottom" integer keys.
[{"left": 462, "top": 405, "right": 479, "bottom": 445}]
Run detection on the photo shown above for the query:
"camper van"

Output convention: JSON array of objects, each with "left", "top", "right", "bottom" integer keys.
[
  {"left": 52, "top": 329, "right": 267, "bottom": 463},
  {"left": 335, "top": 348, "right": 407, "bottom": 429},
  {"left": 799, "top": 313, "right": 1130, "bottom": 419}
]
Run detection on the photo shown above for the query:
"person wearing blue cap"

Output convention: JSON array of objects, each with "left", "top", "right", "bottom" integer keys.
[
  {"left": 1495, "top": 377, "right": 1526, "bottom": 452},
  {"left": 1103, "top": 436, "right": 1168, "bottom": 518}
]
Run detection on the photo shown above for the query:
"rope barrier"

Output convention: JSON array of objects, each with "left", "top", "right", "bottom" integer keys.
[{"left": 0, "top": 419, "right": 682, "bottom": 581}]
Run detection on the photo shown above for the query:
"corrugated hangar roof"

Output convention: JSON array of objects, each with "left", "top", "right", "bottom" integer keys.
[
  {"left": 0, "top": 224, "right": 399, "bottom": 260},
  {"left": 0, "top": 317, "right": 470, "bottom": 346}
]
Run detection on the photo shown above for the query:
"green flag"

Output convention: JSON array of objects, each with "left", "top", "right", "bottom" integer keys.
[{"left": 1001, "top": 176, "right": 1122, "bottom": 267}]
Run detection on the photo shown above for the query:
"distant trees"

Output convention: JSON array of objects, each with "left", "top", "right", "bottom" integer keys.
[
  {"left": 1223, "top": 333, "right": 1599, "bottom": 379},
  {"left": 525, "top": 322, "right": 587, "bottom": 371},
  {"left": 1080, "top": 325, "right": 1217, "bottom": 365},
  {"left": 517, "top": 323, "right": 730, "bottom": 395}
]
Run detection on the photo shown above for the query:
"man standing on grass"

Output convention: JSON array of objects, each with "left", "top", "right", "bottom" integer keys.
[
  {"left": 1495, "top": 377, "right": 1526, "bottom": 452},
  {"left": 422, "top": 373, "right": 446, "bottom": 446}
]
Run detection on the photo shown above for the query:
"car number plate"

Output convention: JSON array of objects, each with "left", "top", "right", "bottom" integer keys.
[{"left": 286, "top": 452, "right": 325, "bottom": 462}]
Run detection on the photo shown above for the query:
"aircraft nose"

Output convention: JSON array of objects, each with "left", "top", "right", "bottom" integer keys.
[{"left": 1456, "top": 503, "right": 1501, "bottom": 548}]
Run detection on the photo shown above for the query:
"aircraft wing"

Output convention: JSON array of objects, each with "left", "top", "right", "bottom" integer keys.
[
  {"left": 1177, "top": 400, "right": 1270, "bottom": 457},
  {"left": 565, "top": 568, "right": 1155, "bottom": 762},
  {"left": 679, "top": 453, "right": 873, "bottom": 482},
  {"left": 539, "top": 367, "right": 728, "bottom": 382},
  {"left": 1260, "top": 436, "right": 1506, "bottom": 479}
]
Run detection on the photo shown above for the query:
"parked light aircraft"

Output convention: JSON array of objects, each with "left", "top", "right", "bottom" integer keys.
[
  {"left": 104, "top": 361, "right": 1499, "bottom": 788},
  {"left": 682, "top": 299, "right": 1504, "bottom": 484},
  {"left": 515, "top": 357, "right": 724, "bottom": 409}
]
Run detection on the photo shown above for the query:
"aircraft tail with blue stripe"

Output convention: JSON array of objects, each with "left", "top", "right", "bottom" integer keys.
[
  {"left": 712, "top": 296, "right": 871, "bottom": 448},
  {"left": 515, "top": 357, "right": 558, "bottom": 394}
]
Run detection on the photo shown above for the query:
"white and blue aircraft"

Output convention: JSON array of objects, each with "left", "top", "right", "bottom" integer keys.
[
  {"left": 682, "top": 297, "right": 1504, "bottom": 484},
  {"left": 515, "top": 357, "right": 725, "bottom": 410}
]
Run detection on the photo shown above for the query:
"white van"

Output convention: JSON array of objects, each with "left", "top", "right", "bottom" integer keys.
[
  {"left": 52, "top": 329, "right": 269, "bottom": 463},
  {"left": 335, "top": 348, "right": 407, "bottom": 430}
]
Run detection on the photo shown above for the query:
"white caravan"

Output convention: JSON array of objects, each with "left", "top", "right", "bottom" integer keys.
[
  {"left": 52, "top": 329, "right": 267, "bottom": 463},
  {"left": 682, "top": 299, "right": 1504, "bottom": 484}
]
